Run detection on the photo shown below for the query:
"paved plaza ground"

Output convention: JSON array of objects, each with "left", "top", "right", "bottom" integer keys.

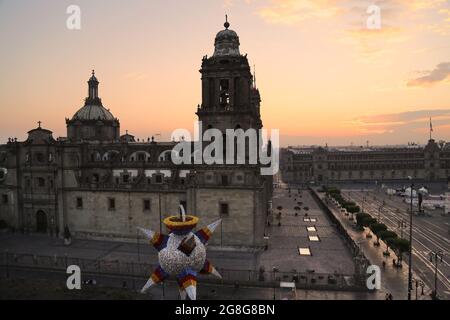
[{"left": 258, "top": 188, "right": 355, "bottom": 275}]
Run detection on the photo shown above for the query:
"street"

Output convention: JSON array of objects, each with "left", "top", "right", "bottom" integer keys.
[{"left": 342, "top": 189, "right": 450, "bottom": 300}]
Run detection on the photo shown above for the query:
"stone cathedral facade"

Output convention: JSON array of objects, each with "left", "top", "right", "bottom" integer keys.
[{"left": 0, "top": 21, "right": 272, "bottom": 248}]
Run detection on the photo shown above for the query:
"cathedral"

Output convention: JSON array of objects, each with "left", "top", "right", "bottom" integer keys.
[{"left": 0, "top": 20, "right": 273, "bottom": 248}]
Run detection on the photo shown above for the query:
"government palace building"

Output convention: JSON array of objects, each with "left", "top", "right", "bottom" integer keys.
[
  {"left": 281, "top": 140, "right": 450, "bottom": 185},
  {"left": 0, "top": 20, "right": 272, "bottom": 248}
]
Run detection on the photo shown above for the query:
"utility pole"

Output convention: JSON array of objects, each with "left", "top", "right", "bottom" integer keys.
[
  {"left": 378, "top": 204, "right": 384, "bottom": 223},
  {"left": 159, "top": 193, "right": 165, "bottom": 299},
  {"left": 398, "top": 219, "right": 406, "bottom": 239},
  {"left": 407, "top": 179, "right": 414, "bottom": 300},
  {"left": 429, "top": 250, "right": 444, "bottom": 300}
]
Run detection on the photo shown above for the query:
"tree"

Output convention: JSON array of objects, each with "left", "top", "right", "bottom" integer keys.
[
  {"left": 346, "top": 205, "right": 361, "bottom": 220},
  {"left": 390, "top": 238, "right": 410, "bottom": 263},
  {"left": 363, "top": 217, "right": 377, "bottom": 228},
  {"left": 379, "top": 230, "right": 397, "bottom": 242},
  {"left": 346, "top": 205, "right": 360, "bottom": 214},
  {"left": 356, "top": 212, "right": 371, "bottom": 228},
  {"left": 369, "top": 223, "right": 388, "bottom": 245},
  {"left": 379, "top": 230, "right": 398, "bottom": 255}
]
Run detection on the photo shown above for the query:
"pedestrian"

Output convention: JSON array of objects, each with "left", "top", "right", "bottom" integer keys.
[
  {"left": 382, "top": 261, "right": 386, "bottom": 269},
  {"left": 388, "top": 293, "right": 393, "bottom": 300}
]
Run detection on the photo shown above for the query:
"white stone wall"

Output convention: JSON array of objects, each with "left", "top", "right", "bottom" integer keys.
[
  {"left": 193, "top": 188, "right": 256, "bottom": 247},
  {"left": 65, "top": 190, "right": 185, "bottom": 239}
]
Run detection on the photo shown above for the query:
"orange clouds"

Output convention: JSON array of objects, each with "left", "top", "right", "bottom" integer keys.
[
  {"left": 345, "top": 109, "right": 450, "bottom": 137},
  {"left": 258, "top": 0, "right": 343, "bottom": 24},
  {"left": 407, "top": 62, "right": 450, "bottom": 87}
]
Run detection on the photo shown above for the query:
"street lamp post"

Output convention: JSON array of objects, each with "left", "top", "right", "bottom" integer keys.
[
  {"left": 398, "top": 219, "right": 406, "bottom": 239},
  {"left": 158, "top": 193, "right": 165, "bottom": 299},
  {"left": 412, "top": 278, "right": 420, "bottom": 300},
  {"left": 429, "top": 250, "right": 444, "bottom": 300},
  {"left": 137, "top": 229, "right": 140, "bottom": 263},
  {"left": 378, "top": 205, "right": 383, "bottom": 223},
  {"left": 407, "top": 178, "right": 414, "bottom": 300}
]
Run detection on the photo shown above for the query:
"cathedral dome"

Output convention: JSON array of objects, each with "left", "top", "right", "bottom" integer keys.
[
  {"left": 70, "top": 70, "right": 116, "bottom": 121},
  {"left": 67, "top": 71, "right": 120, "bottom": 142},
  {"left": 213, "top": 17, "right": 240, "bottom": 57},
  {"left": 72, "top": 104, "right": 115, "bottom": 121}
]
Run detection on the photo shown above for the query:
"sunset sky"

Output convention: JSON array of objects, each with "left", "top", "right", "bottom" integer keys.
[{"left": 0, "top": 0, "right": 449, "bottom": 146}]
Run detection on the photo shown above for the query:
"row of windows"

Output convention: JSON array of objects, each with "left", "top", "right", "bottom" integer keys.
[
  {"left": 329, "top": 164, "right": 423, "bottom": 170},
  {"left": 206, "top": 174, "right": 242, "bottom": 186},
  {"left": 76, "top": 197, "right": 151, "bottom": 211},
  {"left": 330, "top": 170, "right": 417, "bottom": 178},
  {"left": 90, "top": 151, "right": 170, "bottom": 163},
  {"left": 24, "top": 177, "right": 54, "bottom": 188},
  {"left": 85, "top": 173, "right": 172, "bottom": 185},
  {"left": 75, "top": 197, "right": 230, "bottom": 215},
  {"left": 25, "top": 152, "right": 54, "bottom": 163},
  {"left": 289, "top": 163, "right": 425, "bottom": 171},
  {"left": 326, "top": 154, "right": 424, "bottom": 161}
]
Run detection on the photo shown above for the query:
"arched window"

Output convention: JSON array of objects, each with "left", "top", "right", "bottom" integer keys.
[
  {"left": 37, "top": 177, "right": 45, "bottom": 187},
  {"left": 91, "top": 152, "right": 101, "bottom": 162},
  {"left": 35, "top": 152, "right": 44, "bottom": 163}
]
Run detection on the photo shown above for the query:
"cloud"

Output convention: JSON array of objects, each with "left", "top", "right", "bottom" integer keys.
[
  {"left": 255, "top": 0, "right": 448, "bottom": 25},
  {"left": 343, "top": 109, "right": 450, "bottom": 138},
  {"left": 257, "top": 0, "right": 344, "bottom": 24},
  {"left": 407, "top": 62, "right": 450, "bottom": 87},
  {"left": 406, "top": 0, "right": 447, "bottom": 10},
  {"left": 343, "top": 109, "right": 450, "bottom": 137},
  {"left": 280, "top": 107, "right": 450, "bottom": 145},
  {"left": 124, "top": 71, "right": 148, "bottom": 81},
  {"left": 354, "top": 109, "right": 450, "bottom": 124}
]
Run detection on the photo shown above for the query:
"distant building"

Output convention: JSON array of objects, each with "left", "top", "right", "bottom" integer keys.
[
  {"left": 281, "top": 141, "right": 450, "bottom": 184},
  {"left": 0, "top": 20, "right": 272, "bottom": 247}
]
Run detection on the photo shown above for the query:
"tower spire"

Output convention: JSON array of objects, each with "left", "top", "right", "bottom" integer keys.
[
  {"left": 87, "top": 70, "right": 100, "bottom": 104},
  {"left": 224, "top": 14, "right": 230, "bottom": 29},
  {"left": 429, "top": 117, "right": 433, "bottom": 140}
]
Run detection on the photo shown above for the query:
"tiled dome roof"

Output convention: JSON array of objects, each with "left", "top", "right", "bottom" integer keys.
[
  {"left": 213, "top": 18, "right": 240, "bottom": 57},
  {"left": 72, "top": 104, "right": 115, "bottom": 121}
]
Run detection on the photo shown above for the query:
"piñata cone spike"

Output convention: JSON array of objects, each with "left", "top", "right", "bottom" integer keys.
[
  {"left": 179, "top": 288, "right": 187, "bottom": 300},
  {"left": 185, "top": 285, "right": 197, "bottom": 301},
  {"left": 195, "top": 219, "right": 221, "bottom": 244},
  {"left": 137, "top": 227, "right": 168, "bottom": 251},
  {"left": 177, "top": 269, "right": 198, "bottom": 300},
  {"left": 137, "top": 227, "right": 154, "bottom": 239},
  {"left": 141, "top": 265, "right": 169, "bottom": 294},
  {"left": 199, "top": 259, "right": 222, "bottom": 279}
]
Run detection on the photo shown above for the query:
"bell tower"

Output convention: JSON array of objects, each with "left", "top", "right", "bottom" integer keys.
[{"left": 196, "top": 18, "right": 262, "bottom": 133}]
